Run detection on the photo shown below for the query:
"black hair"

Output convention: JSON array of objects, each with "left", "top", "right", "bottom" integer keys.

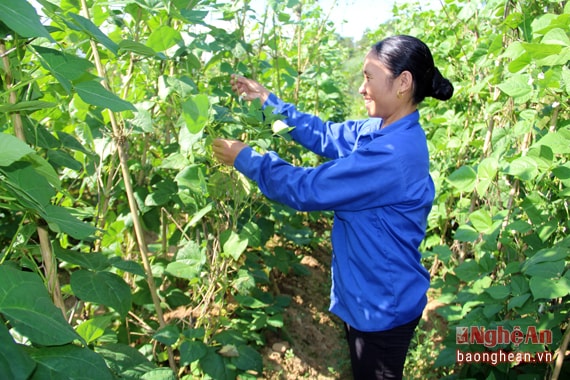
[{"left": 373, "top": 35, "right": 453, "bottom": 104}]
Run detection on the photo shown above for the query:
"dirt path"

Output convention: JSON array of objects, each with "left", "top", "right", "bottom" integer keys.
[{"left": 261, "top": 243, "right": 352, "bottom": 379}]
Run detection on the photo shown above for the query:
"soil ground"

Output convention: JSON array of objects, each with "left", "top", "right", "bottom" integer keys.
[
  {"left": 257, "top": 234, "right": 448, "bottom": 380},
  {"left": 261, "top": 244, "right": 353, "bottom": 379}
]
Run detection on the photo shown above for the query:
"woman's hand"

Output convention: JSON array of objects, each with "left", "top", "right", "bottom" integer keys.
[
  {"left": 212, "top": 138, "right": 249, "bottom": 166},
  {"left": 231, "top": 74, "right": 270, "bottom": 103}
]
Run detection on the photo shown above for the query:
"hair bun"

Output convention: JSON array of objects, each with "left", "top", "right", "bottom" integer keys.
[{"left": 431, "top": 68, "right": 454, "bottom": 101}]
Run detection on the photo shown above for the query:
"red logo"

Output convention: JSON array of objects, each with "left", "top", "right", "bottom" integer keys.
[{"left": 456, "top": 327, "right": 469, "bottom": 344}]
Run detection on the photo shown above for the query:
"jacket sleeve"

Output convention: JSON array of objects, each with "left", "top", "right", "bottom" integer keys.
[
  {"left": 233, "top": 139, "right": 415, "bottom": 212},
  {"left": 264, "top": 93, "right": 367, "bottom": 159}
]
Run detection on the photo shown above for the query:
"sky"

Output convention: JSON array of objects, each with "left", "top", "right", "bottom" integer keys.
[
  {"left": 30, "top": 0, "right": 440, "bottom": 42},
  {"left": 251, "top": 0, "right": 442, "bottom": 40}
]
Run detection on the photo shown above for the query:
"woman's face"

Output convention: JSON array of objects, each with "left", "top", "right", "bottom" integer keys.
[{"left": 358, "top": 50, "right": 399, "bottom": 119}]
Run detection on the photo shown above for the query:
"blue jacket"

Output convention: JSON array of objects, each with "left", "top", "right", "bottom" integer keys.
[{"left": 234, "top": 93, "right": 433, "bottom": 331}]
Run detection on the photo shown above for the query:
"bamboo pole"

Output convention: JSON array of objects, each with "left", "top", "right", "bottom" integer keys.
[
  {"left": 1, "top": 39, "right": 66, "bottom": 315},
  {"left": 79, "top": 0, "right": 177, "bottom": 373}
]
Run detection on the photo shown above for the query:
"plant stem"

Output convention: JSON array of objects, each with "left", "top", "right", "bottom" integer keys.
[
  {"left": 79, "top": 0, "right": 176, "bottom": 373},
  {"left": 0, "top": 39, "right": 25, "bottom": 141},
  {"left": 551, "top": 325, "right": 570, "bottom": 380},
  {"left": 38, "top": 223, "right": 66, "bottom": 314},
  {"left": 1, "top": 38, "right": 66, "bottom": 314}
]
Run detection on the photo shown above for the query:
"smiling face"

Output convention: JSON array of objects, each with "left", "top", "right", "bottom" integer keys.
[
  {"left": 358, "top": 49, "right": 416, "bottom": 126},
  {"left": 359, "top": 50, "right": 398, "bottom": 119}
]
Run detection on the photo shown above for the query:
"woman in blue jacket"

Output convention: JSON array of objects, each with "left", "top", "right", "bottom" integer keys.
[{"left": 213, "top": 35, "right": 453, "bottom": 379}]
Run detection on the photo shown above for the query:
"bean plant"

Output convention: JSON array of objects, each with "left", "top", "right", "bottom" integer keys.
[
  {"left": 372, "top": 0, "right": 569, "bottom": 378},
  {"left": 0, "top": 0, "right": 568, "bottom": 379},
  {"left": 0, "top": 0, "right": 349, "bottom": 378}
]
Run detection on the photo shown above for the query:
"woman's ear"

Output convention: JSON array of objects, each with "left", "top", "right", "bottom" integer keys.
[{"left": 398, "top": 71, "right": 414, "bottom": 93}]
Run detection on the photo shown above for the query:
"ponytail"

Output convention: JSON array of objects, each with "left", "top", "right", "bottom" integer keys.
[{"left": 373, "top": 35, "right": 454, "bottom": 104}]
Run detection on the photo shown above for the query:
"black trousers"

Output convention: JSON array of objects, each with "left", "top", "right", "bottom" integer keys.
[{"left": 344, "top": 316, "right": 421, "bottom": 380}]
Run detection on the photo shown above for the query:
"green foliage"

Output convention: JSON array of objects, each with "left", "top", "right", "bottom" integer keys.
[
  {"left": 0, "top": 0, "right": 347, "bottom": 378},
  {"left": 369, "top": 0, "right": 569, "bottom": 378},
  {"left": 1, "top": 0, "right": 568, "bottom": 378}
]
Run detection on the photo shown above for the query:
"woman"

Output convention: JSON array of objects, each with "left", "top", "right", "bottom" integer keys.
[{"left": 213, "top": 35, "right": 453, "bottom": 379}]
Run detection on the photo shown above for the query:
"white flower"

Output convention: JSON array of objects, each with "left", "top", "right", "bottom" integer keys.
[{"left": 272, "top": 120, "right": 290, "bottom": 134}]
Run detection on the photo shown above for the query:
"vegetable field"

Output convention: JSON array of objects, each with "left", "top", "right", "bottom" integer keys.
[{"left": 0, "top": 0, "right": 568, "bottom": 379}]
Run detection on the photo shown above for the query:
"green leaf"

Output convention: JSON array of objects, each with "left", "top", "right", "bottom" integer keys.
[
  {"left": 508, "top": 294, "right": 530, "bottom": 310},
  {"left": 453, "top": 224, "right": 479, "bottom": 243},
  {"left": 182, "top": 94, "right": 210, "bottom": 134},
  {"left": 70, "top": 270, "right": 132, "bottom": 318},
  {"left": 232, "top": 269, "right": 257, "bottom": 294},
  {"left": 65, "top": 12, "right": 119, "bottom": 55},
  {"left": 482, "top": 305, "right": 503, "bottom": 320},
  {"left": 75, "top": 315, "right": 114, "bottom": 345},
  {"left": 188, "top": 203, "right": 213, "bottom": 227},
  {"left": 221, "top": 230, "right": 248, "bottom": 261},
  {"left": 146, "top": 25, "right": 183, "bottom": 53},
  {"left": 218, "top": 344, "right": 239, "bottom": 358},
  {"left": 0, "top": 265, "right": 80, "bottom": 346},
  {"left": 178, "top": 9, "right": 210, "bottom": 25},
  {"left": 541, "top": 28, "right": 570, "bottom": 46},
  {"left": 56, "top": 131, "right": 90, "bottom": 153},
  {"left": 54, "top": 245, "right": 109, "bottom": 271},
  {"left": 447, "top": 165, "right": 476, "bottom": 192},
  {"left": 434, "top": 347, "right": 457, "bottom": 368},
  {"left": 430, "top": 245, "right": 453, "bottom": 264},
  {"left": 533, "top": 129, "right": 570, "bottom": 154},
  {"left": 175, "top": 165, "right": 206, "bottom": 193},
  {"left": 471, "top": 275, "right": 492, "bottom": 294},
  {"left": 267, "top": 313, "right": 284, "bottom": 328},
  {"left": 522, "top": 43, "right": 562, "bottom": 59},
  {"left": 108, "top": 257, "right": 146, "bottom": 277},
  {"left": 27, "top": 344, "right": 114, "bottom": 380},
  {"left": 179, "top": 340, "right": 208, "bottom": 365},
  {"left": 529, "top": 276, "right": 570, "bottom": 300},
  {"left": 153, "top": 325, "right": 180, "bottom": 346},
  {"left": 24, "top": 152, "right": 61, "bottom": 189},
  {"left": 497, "top": 74, "right": 533, "bottom": 101},
  {"left": 22, "top": 120, "right": 61, "bottom": 150},
  {"left": 75, "top": 81, "right": 136, "bottom": 112},
  {"left": 0, "top": 133, "right": 34, "bottom": 167},
  {"left": 44, "top": 205, "right": 97, "bottom": 240},
  {"left": 118, "top": 39, "right": 157, "bottom": 57},
  {"left": 523, "top": 261, "right": 565, "bottom": 278},
  {"left": 1, "top": 161, "right": 54, "bottom": 214},
  {"left": 521, "top": 247, "right": 568, "bottom": 271},
  {"left": 199, "top": 348, "right": 236, "bottom": 380},
  {"left": 505, "top": 156, "right": 538, "bottom": 181},
  {"left": 0, "top": 323, "right": 36, "bottom": 380},
  {"left": 234, "top": 295, "right": 268, "bottom": 309},
  {"left": 47, "top": 150, "right": 83, "bottom": 171},
  {"left": 241, "top": 221, "right": 262, "bottom": 248},
  {"left": 485, "top": 285, "right": 510, "bottom": 300},
  {"left": 0, "top": 101, "right": 57, "bottom": 113},
  {"left": 476, "top": 157, "right": 498, "bottom": 195},
  {"left": 232, "top": 345, "right": 262, "bottom": 373},
  {"left": 131, "top": 102, "right": 155, "bottom": 133},
  {"left": 453, "top": 259, "right": 481, "bottom": 282},
  {"left": 165, "top": 240, "right": 206, "bottom": 280},
  {"left": 508, "top": 52, "right": 531, "bottom": 73},
  {"left": 141, "top": 368, "right": 176, "bottom": 380},
  {"left": 34, "top": 45, "right": 94, "bottom": 92},
  {"left": 0, "top": 0, "right": 53, "bottom": 40},
  {"left": 469, "top": 209, "right": 493, "bottom": 234},
  {"left": 95, "top": 343, "right": 156, "bottom": 378}
]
